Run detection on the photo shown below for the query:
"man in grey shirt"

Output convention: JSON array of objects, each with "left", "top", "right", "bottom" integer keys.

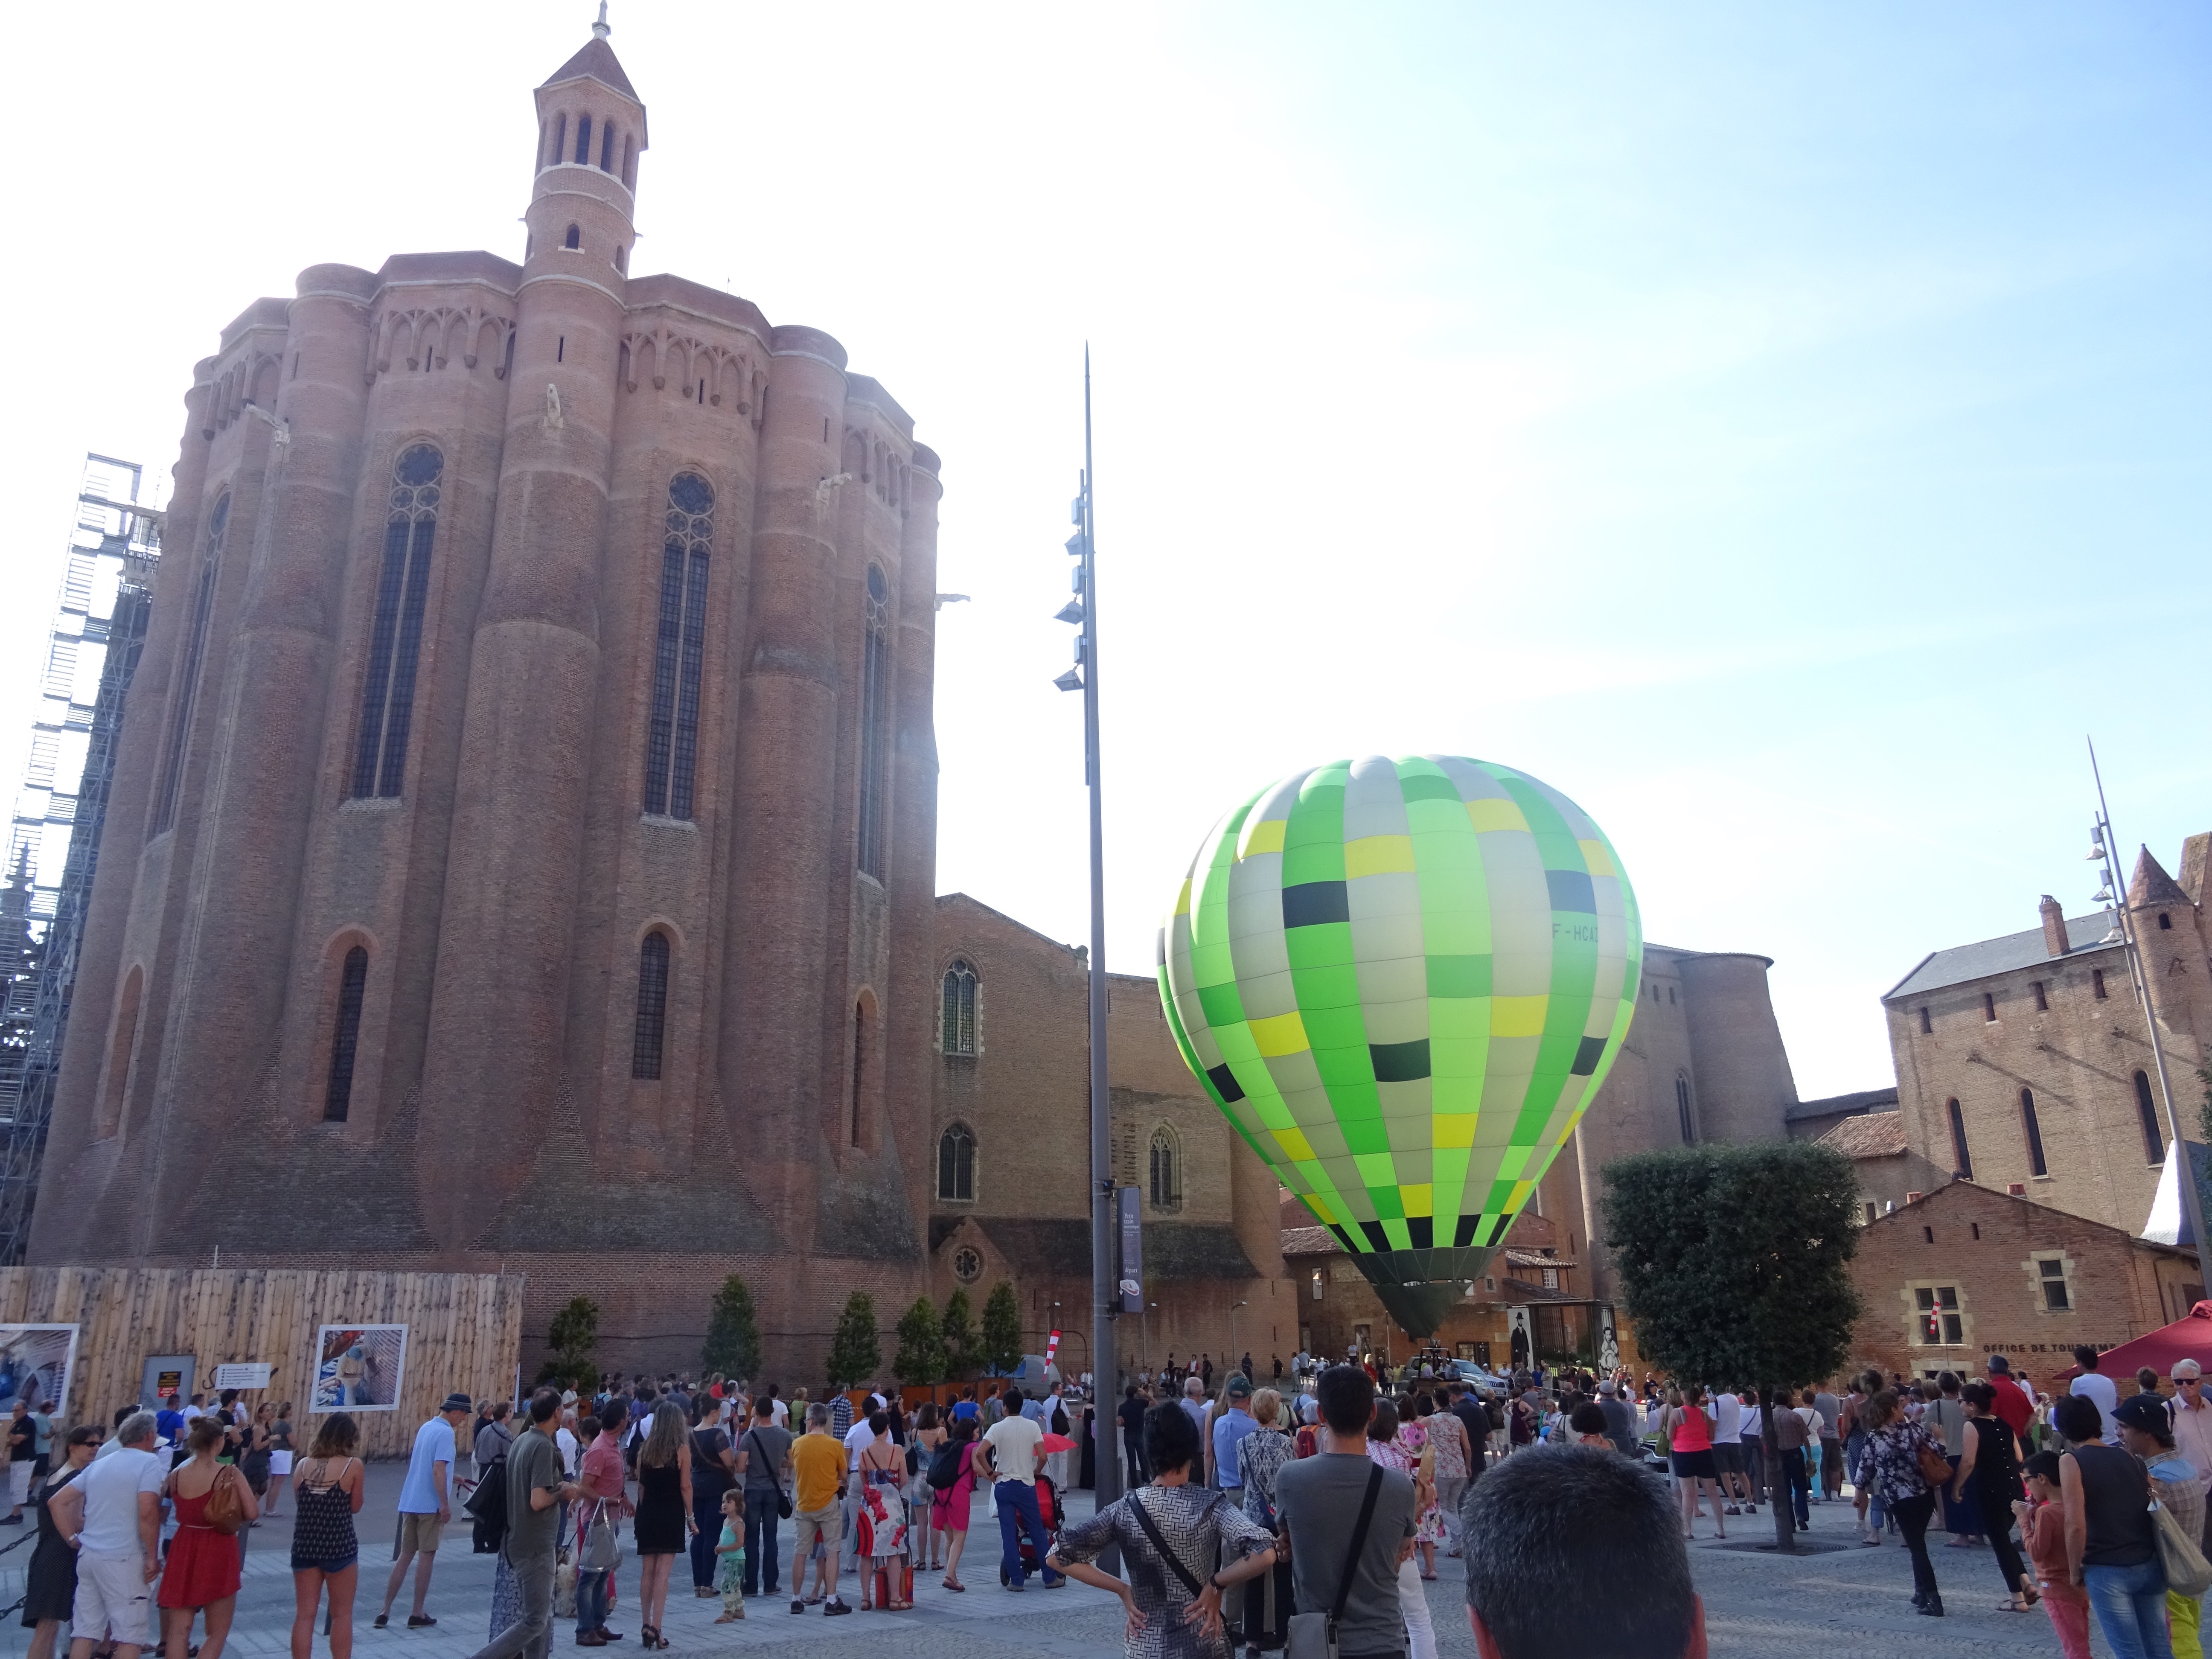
[
  {"left": 1596, "top": 1380, "right": 1638, "bottom": 1457},
  {"left": 1810, "top": 1385, "right": 1842, "bottom": 1501},
  {"left": 1273, "top": 1367, "right": 1415, "bottom": 1659},
  {"left": 736, "top": 1398, "right": 792, "bottom": 1598},
  {"left": 467, "top": 1390, "right": 579, "bottom": 1659}
]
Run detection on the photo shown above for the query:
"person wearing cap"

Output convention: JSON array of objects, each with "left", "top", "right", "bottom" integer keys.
[
  {"left": 2115, "top": 1391, "right": 2204, "bottom": 1657},
  {"left": 1211, "top": 1375, "right": 1257, "bottom": 1497},
  {"left": 2171, "top": 1361, "right": 2212, "bottom": 1556},
  {"left": 376, "top": 1392, "right": 473, "bottom": 1630}
]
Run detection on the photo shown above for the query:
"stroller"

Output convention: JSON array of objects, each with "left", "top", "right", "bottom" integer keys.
[{"left": 997, "top": 1473, "right": 1062, "bottom": 1586}]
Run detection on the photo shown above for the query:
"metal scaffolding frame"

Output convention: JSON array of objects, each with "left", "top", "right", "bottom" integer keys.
[{"left": 0, "top": 454, "right": 162, "bottom": 1262}]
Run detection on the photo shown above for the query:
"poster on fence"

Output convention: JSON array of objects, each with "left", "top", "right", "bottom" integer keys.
[
  {"left": 311, "top": 1324, "right": 407, "bottom": 1412},
  {"left": 0, "top": 1325, "right": 78, "bottom": 1414}
]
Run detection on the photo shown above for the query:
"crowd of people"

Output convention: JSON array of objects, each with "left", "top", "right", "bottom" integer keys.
[{"left": 13, "top": 1336, "right": 2212, "bottom": 1659}]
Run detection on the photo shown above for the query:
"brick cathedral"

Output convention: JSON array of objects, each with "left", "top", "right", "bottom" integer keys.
[{"left": 32, "top": 16, "right": 1835, "bottom": 1383}]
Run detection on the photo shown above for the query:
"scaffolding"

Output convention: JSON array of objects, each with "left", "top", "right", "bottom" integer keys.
[{"left": 0, "top": 454, "right": 162, "bottom": 1262}]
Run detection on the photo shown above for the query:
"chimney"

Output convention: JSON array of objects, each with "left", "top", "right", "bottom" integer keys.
[{"left": 2039, "top": 894, "right": 2068, "bottom": 958}]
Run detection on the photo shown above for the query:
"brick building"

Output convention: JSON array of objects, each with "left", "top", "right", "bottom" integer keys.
[
  {"left": 1881, "top": 834, "right": 2212, "bottom": 1239},
  {"left": 29, "top": 19, "right": 952, "bottom": 1375},
  {"left": 1846, "top": 1179, "right": 2200, "bottom": 1388}
]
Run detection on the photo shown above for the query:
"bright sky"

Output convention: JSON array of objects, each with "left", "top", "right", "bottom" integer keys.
[{"left": 2, "top": 2, "right": 2206, "bottom": 1099}]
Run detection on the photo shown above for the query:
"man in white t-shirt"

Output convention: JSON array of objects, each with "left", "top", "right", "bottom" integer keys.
[
  {"left": 2070, "top": 1345, "right": 2122, "bottom": 1445},
  {"left": 1708, "top": 1388, "right": 1753, "bottom": 1514},
  {"left": 51, "top": 1412, "right": 164, "bottom": 1659},
  {"left": 767, "top": 1388, "right": 789, "bottom": 1430},
  {"left": 838, "top": 1408, "right": 876, "bottom": 1576},
  {"left": 977, "top": 1391, "right": 1061, "bottom": 1589}
]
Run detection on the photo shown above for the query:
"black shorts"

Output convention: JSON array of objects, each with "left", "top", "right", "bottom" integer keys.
[
  {"left": 1712, "top": 1443, "right": 1744, "bottom": 1474},
  {"left": 1669, "top": 1449, "right": 1717, "bottom": 1480}
]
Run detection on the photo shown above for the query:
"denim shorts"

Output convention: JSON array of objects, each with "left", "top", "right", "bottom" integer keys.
[{"left": 291, "top": 1553, "right": 359, "bottom": 1575}]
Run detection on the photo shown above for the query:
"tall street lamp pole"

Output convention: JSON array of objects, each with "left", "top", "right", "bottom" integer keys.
[
  {"left": 1055, "top": 351, "right": 1120, "bottom": 1518},
  {"left": 2088, "top": 742, "right": 2212, "bottom": 1299}
]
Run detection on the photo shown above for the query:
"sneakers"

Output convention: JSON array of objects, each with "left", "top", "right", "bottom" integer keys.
[
  {"left": 1743, "top": 1504, "right": 1758, "bottom": 1514},
  {"left": 1723, "top": 1505, "right": 1740, "bottom": 1516},
  {"left": 789, "top": 1601, "right": 806, "bottom": 1616},
  {"left": 823, "top": 1600, "right": 852, "bottom": 1617}
]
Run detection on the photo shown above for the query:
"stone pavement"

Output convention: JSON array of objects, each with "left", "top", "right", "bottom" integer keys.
[{"left": 0, "top": 1464, "right": 2106, "bottom": 1659}]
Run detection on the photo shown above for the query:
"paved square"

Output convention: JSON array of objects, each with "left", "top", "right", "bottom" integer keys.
[{"left": 0, "top": 1467, "right": 2084, "bottom": 1658}]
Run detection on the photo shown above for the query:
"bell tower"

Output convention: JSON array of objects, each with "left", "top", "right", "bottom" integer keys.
[{"left": 525, "top": 3, "right": 646, "bottom": 278}]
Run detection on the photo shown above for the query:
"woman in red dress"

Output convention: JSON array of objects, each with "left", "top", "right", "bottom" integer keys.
[{"left": 160, "top": 1415, "right": 259, "bottom": 1659}]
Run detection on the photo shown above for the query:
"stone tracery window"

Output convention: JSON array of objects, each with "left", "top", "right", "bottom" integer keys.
[
  {"left": 153, "top": 492, "right": 229, "bottom": 835},
  {"left": 941, "top": 959, "right": 977, "bottom": 1056},
  {"left": 857, "top": 565, "right": 891, "bottom": 880},
  {"left": 1149, "top": 1124, "right": 1182, "bottom": 1212},
  {"left": 938, "top": 1123, "right": 976, "bottom": 1202},
  {"left": 642, "top": 473, "right": 713, "bottom": 819},
  {"left": 350, "top": 445, "right": 443, "bottom": 799}
]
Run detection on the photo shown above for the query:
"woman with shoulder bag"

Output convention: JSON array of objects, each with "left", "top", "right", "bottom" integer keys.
[
  {"left": 1234, "top": 1389, "right": 1297, "bottom": 1656},
  {"left": 2065, "top": 1394, "right": 2175, "bottom": 1659},
  {"left": 574, "top": 1412, "right": 633, "bottom": 1647},
  {"left": 1862, "top": 1388, "right": 1947, "bottom": 1617},
  {"left": 686, "top": 1396, "right": 737, "bottom": 1599},
  {"left": 160, "top": 1416, "right": 259, "bottom": 1659},
  {"left": 1048, "top": 1401, "right": 1275, "bottom": 1659}
]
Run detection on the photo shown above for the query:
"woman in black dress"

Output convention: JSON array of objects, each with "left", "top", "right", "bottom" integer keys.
[
  {"left": 632, "top": 1401, "right": 693, "bottom": 1650},
  {"left": 23, "top": 1426, "right": 99, "bottom": 1659}
]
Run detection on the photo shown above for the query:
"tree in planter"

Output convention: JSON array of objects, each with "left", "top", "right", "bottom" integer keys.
[
  {"left": 893, "top": 1296, "right": 946, "bottom": 1388},
  {"left": 1603, "top": 1139, "right": 1861, "bottom": 1555},
  {"left": 825, "top": 1292, "right": 882, "bottom": 1391},
  {"left": 538, "top": 1295, "right": 600, "bottom": 1389},
  {"left": 701, "top": 1275, "right": 763, "bottom": 1382},
  {"left": 941, "top": 1288, "right": 978, "bottom": 1378},
  {"left": 980, "top": 1280, "right": 1024, "bottom": 1377}
]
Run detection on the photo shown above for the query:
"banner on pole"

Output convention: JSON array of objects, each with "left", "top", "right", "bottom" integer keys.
[{"left": 1116, "top": 1186, "right": 1143, "bottom": 1314}]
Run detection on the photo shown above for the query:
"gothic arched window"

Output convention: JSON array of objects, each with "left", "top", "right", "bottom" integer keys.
[
  {"left": 2136, "top": 1070, "right": 2168, "bottom": 1166},
  {"left": 350, "top": 445, "right": 443, "bottom": 799},
  {"left": 153, "top": 492, "right": 229, "bottom": 835},
  {"left": 324, "top": 946, "right": 368, "bottom": 1121},
  {"left": 574, "top": 114, "right": 592, "bottom": 165},
  {"left": 642, "top": 474, "right": 713, "bottom": 819},
  {"left": 1674, "top": 1074, "right": 1696, "bottom": 1145},
  {"left": 631, "top": 931, "right": 670, "bottom": 1081},
  {"left": 941, "top": 959, "right": 977, "bottom": 1056},
  {"left": 1149, "top": 1125, "right": 1182, "bottom": 1212},
  {"left": 938, "top": 1123, "right": 976, "bottom": 1202},
  {"left": 857, "top": 565, "right": 890, "bottom": 880}
]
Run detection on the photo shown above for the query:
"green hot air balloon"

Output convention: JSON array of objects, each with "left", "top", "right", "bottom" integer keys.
[{"left": 1157, "top": 755, "right": 1641, "bottom": 1337}]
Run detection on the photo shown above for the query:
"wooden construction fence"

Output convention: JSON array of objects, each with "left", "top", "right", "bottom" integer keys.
[{"left": 0, "top": 1267, "right": 524, "bottom": 1459}]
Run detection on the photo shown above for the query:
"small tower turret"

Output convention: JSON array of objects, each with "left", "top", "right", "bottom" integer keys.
[{"left": 527, "top": 4, "right": 646, "bottom": 278}]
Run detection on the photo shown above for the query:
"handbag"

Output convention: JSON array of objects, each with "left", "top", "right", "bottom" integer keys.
[
  {"left": 1127, "top": 1486, "right": 1213, "bottom": 1600},
  {"left": 1285, "top": 1463, "right": 1384, "bottom": 1659},
  {"left": 746, "top": 1429, "right": 792, "bottom": 1520},
  {"left": 1913, "top": 1432, "right": 1952, "bottom": 1490},
  {"left": 581, "top": 1501, "right": 624, "bottom": 1573},
  {"left": 201, "top": 1465, "right": 247, "bottom": 1535},
  {"left": 2154, "top": 1496, "right": 2212, "bottom": 1598}
]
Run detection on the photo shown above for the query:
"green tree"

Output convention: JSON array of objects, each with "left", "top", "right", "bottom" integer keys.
[
  {"left": 537, "top": 1295, "right": 600, "bottom": 1389},
  {"left": 893, "top": 1296, "right": 946, "bottom": 1386},
  {"left": 980, "top": 1281, "right": 1024, "bottom": 1376},
  {"left": 824, "top": 1292, "right": 882, "bottom": 1391},
  {"left": 701, "top": 1275, "right": 763, "bottom": 1382},
  {"left": 940, "top": 1288, "right": 977, "bottom": 1377},
  {"left": 1602, "top": 1140, "right": 1861, "bottom": 1555}
]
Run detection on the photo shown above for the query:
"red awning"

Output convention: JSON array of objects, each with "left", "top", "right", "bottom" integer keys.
[{"left": 2049, "top": 1301, "right": 2212, "bottom": 1388}]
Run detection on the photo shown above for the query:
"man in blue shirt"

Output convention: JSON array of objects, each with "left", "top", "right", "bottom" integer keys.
[
  {"left": 154, "top": 1394, "right": 184, "bottom": 1450},
  {"left": 1211, "top": 1374, "right": 1257, "bottom": 1493},
  {"left": 377, "top": 1392, "right": 472, "bottom": 1629}
]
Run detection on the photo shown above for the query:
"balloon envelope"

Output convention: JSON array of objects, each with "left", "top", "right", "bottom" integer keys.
[{"left": 1156, "top": 755, "right": 1641, "bottom": 1336}]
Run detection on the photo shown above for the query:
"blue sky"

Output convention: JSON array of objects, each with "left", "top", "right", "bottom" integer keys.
[{"left": 0, "top": 2, "right": 2204, "bottom": 1097}]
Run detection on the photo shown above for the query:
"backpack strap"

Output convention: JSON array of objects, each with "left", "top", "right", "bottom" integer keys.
[{"left": 1331, "top": 1464, "right": 1386, "bottom": 1625}]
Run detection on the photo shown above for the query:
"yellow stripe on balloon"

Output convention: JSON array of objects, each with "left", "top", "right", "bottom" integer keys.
[
  {"left": 1238, "top": 817, "right": 1287, "bottom": 860},
  {"left": 1433, "top": 1112, "right": 1479, "bottom": 1148},
  {"left": 1248, "top": 1010, "right": 1311, "bottom": 1057},
  {"left": 1272, "top": 1126, "right": 1316, "bottom": 1161},
  {"left": 1401, "top": 1183, "right": 1433, "bottom": 1218},
  {"left": 1343, "top": 834, "right": 1415, "bottom": 878},
  {"left": 1173, "top": 878, "right": 1193, "bottom": 917},
  {"left": 1490, "top": 995, "right": 1548, "bottom": 1037},
  {"left": 1466, "top": 798, "right": 1529, "bottom": 833},
  {"left": 1577, "top": 838, "right": 1615, "bottom": 877}
]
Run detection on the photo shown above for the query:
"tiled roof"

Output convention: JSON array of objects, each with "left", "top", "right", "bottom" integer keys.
[
  {"left": 1884, "top": 911, "right": 2117, "bottom": 1001},
  {"left": 1786, "top": 1086, "right": 1899, "bottom": 1123},
  {"left": 541, "top": 37, "right": 638, "bottom": 100},
  {"left": 1818, "top": 1111, "right": 1907, "bottom": 1159},
  {"left": 1281, "top": 1225, "right": 1341, "bottom": 1257},
  {"left": 1504, "top": 1249, "right": 1578, "bottom": 1269}
]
